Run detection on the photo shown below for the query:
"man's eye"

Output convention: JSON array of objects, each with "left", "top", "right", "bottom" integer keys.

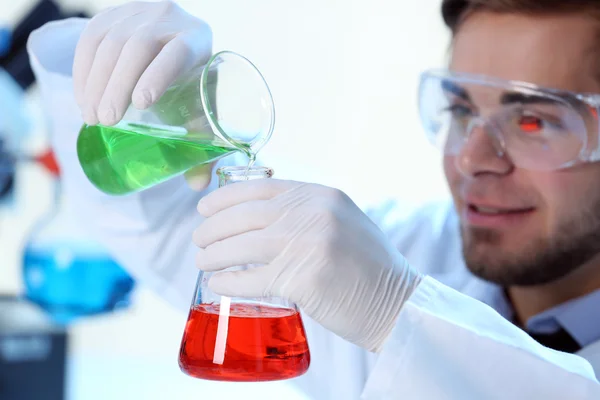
[
  {"left": 446, "top": 104, "right": 473, "bottom": 117},
  {"left": 518, "top": 115, "right": 543, "bottom": 133}
]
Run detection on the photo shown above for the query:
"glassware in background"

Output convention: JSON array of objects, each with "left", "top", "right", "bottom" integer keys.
[
  {"left": 22, "top": 150, "right": 135, "bottom": 325},
  {"left": 178, "top": 166, "right": 311, "bottom": 382}
]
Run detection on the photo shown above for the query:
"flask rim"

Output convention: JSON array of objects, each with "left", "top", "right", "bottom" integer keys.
[
  {"left": 200, "top": 50, "right": 275, "bottom": 153},
  {"left": 216, "top": 166, "right": 274, "bottom": 179}
]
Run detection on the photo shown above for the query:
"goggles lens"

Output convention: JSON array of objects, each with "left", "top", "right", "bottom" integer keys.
[{"left": 418, "top": 71, "right": 593, "bottom": 170}]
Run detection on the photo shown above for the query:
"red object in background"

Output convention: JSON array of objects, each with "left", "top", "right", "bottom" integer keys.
[
  {"left": 179, "top": 303, "right": 311, "bottom": 382},
  {"left": 35, "top": 149, "right": 59, "bottom": 177}
]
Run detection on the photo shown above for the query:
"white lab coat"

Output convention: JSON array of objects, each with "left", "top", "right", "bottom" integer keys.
[{"left": 27, "top": 18, "right": 600, "bottom": 400}]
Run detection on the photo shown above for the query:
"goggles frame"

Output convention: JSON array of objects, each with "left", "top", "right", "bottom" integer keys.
[{"left": 418, "top": 69, "right": 600, "bottom": 170}]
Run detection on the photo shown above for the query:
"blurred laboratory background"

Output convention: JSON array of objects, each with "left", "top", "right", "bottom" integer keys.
[{"left": 0, "top": 0, "right": 450, "bottom": 399}]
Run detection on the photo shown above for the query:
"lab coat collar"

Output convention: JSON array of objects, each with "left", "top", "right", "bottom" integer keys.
[
  {"left": 459, "top": 270, "right": 600, "bottom": 349},
  {"left": 577, "top": 338, "right": 600, "bottom": 378},
  {"left": 527, "top": 289, "right": 600, "bottom": 348}
]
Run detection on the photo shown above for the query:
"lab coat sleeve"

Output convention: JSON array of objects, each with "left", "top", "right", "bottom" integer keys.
[
  {"left": 26, "top": 18, "right": 249, "bottom": 312},
  {"left": 361, "top": 276, "right": 600, "bottom": 400}
]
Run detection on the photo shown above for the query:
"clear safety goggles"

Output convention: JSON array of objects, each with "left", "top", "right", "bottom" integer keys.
[{"left": 418, "top": 69, "right": 600, "bottom": 171}]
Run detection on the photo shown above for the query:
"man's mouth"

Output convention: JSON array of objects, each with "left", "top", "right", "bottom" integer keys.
[
  {"left": 465, "top": 203, "right": 536, "bottom": 227},
  {"left": 468, "top": 204, "right": 535, "bottom": 215}
]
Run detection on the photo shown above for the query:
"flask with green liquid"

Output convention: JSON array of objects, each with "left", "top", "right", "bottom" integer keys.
[{"left": 77, "top": 51, "right": 274, "bottom": 195}]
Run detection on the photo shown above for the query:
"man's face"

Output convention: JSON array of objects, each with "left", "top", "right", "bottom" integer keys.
[{"left": 446, "top": 11, "right": 600, "bottom": 286}]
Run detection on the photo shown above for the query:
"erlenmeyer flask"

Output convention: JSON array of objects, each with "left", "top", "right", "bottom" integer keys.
[
  {"left": 22, "top": 150, "right": 135, "bottom": 324},
  {"left": 76, "top": 50, "right": 274, "bottom": 196},
  {"left": 179, "top": 166, "right": 311, "bottom": 382}
]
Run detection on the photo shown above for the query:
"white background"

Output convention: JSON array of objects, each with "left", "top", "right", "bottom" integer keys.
[{"left": 0, "top": 0, "right": 451, "bottom": 398}]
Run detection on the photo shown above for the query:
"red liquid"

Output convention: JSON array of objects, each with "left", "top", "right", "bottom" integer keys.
[{"left": 179, "top": 303, "right": 311, "bottom": 382}]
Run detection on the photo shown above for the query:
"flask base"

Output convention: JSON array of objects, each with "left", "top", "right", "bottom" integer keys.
[{"left": 179, "top": 303, "right": 311, "bottom": 382}]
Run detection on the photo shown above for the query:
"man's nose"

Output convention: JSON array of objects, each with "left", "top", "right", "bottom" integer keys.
[{"left": 455, "top": 120, "right": 513, "bottom": 177}]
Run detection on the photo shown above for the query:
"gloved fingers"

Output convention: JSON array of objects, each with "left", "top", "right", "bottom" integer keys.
[
  {"left": 184, "top": 162, "right": 215, "bottom": 191},
  {"left": 208, "top": 267, "right": 274, "bottom": 298},
  {"left": 96, "top": 25, "right": 165, "bottom": 125},
  {"left": 195, "top": 230, "right": 279, "bottom": 271},
  {"left": 132, "top": 31, "right": 212, "bottom": 110},
  {"left": 193, "top": 199, "right": 277, "bottom": 248},
  {"left": 73, "top": 1, "right": 145, "bottom": 107},
  {"left": 197, "top": 179, "right": 302, "bottom": 217},
  {"left": 81, "top": 14, "right": 151, "bottom": 125}
]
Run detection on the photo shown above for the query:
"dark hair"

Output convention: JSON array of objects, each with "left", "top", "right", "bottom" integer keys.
[{"left": 442, "top": 0, "right": 600, "bottom": 33}]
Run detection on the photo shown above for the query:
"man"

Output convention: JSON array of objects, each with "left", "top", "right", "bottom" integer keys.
[{"left": 26, "top": 0, "right": 600, "bottom": 398}]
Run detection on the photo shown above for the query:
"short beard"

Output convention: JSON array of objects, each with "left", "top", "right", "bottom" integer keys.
[{"left": 461, "top": 205, "right": 600, "bottom": 286}]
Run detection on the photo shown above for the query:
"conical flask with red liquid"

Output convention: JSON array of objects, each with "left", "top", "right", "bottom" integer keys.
[{"left": 178, "top": 166, "right": 311, "bottom": 382}]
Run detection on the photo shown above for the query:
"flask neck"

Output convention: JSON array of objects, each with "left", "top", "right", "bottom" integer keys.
[
  {"left": 36, "top": 149, "right": 65, "bottom": 211},
  {"left": 217, "top": 166, "right": 274, "bottom": 188},
  {"left": 50, "top": 176, "right": 66, "bottom": 209}
]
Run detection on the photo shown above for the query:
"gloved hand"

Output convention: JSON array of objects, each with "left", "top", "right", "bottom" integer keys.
[
  {"left": 193, "top": 179, "right": 423, "bottom": 352},
  {"left": 72, "top": 0, "right": 214, "bottom": 191}
]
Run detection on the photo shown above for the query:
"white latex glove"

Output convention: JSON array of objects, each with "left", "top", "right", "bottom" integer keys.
[
  {"left": 72, "top": 0, "right": 214, "bottom": 190},
  {"left": 193, "top": 179, "right": 423, "bottom": 352}
]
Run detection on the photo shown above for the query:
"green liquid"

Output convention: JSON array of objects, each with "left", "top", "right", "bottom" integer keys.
[{"left": 77, "top": 122, "right": 244, "bottom": 195}]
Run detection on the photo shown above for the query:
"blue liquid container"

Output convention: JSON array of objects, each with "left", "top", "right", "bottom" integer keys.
[
  {"left": 23, "top": 243, "right": 135, "bottom": 324},
  {"left": 22, "top": 158, "right": 135, "bottom": 324}
]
